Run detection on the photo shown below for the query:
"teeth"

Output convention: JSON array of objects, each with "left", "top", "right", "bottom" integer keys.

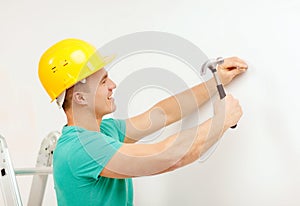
[{"left": 108, "top": 94, "right": 113, "bottom": 100}]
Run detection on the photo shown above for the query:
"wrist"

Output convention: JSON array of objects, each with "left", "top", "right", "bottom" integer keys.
[
  {"left": 212, "top": 113, "right": 229, "bottom": 136},
  {"left": 206, "top": 78, "right": 218, "bottom": 94}
]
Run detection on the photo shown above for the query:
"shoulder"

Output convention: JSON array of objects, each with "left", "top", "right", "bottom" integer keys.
[
  {"left": 101, "top": 118, "right": 126, "bottom": 142},
  {"left": 101, "top": 118, "right": 125, "bottom": 130}
]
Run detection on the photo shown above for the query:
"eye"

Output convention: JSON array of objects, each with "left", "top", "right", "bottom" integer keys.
[{"left": 100, "top": 74, "right": 109, "bottom": 85}]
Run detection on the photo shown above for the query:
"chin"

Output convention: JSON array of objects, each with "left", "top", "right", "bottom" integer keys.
[
  {"left": 105, "top": 104, "right": 116, "bottom": 115},
  {"left": 111, "top": 104, "right": 117, "bottom": 112}
]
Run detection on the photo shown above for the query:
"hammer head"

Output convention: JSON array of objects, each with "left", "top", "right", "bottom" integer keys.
[{"left": 200, "top": 57, "right": 224, "bottom": 75}]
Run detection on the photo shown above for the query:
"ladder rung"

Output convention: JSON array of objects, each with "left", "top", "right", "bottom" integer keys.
[{"left": 14, "top": 167, "right": 53, "bottom": 176}]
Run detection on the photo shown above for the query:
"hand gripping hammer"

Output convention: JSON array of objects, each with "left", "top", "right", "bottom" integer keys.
[{"left": 201, "top": 57, "right": 237, "bottom": 129}]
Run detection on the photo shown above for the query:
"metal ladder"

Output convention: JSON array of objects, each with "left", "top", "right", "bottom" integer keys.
[{"left": 0, "top": 131, "right": 59, "bottom": 206}]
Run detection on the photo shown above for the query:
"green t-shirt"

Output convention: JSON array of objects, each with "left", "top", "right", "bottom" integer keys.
[{"left": 53, "top": 118, "right": 133, "bottom": 206}]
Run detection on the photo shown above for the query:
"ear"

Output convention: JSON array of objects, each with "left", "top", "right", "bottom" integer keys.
[{"left": 72, "top": 92, "right": 88, "bottom": 105}]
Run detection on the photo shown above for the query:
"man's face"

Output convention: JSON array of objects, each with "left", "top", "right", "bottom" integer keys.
[{"left": 86, "top": 68, "right": 117, "bottom": 117}]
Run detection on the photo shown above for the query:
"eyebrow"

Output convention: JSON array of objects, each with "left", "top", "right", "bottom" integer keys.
[{"left": 100, "top": 73, "right": 108, "bottom": 82}]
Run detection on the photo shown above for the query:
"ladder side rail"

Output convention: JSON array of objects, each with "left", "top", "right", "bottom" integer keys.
[
  {"left": 0, "top": 135, "right": 23, "bottom": 206},
  {"left": 27, "top": 131, "right": 59, "bottom": 206}
]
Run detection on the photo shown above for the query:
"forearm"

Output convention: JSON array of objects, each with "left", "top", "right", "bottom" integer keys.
[
  {"left": 106, "top": 116, "right": 226, "bottom": 177},
  {"left": 160, "top": 115, "right": 227, "bottom": 171},
  {"left": 154, "top": 78, "right": 217, "bottom": 126}
]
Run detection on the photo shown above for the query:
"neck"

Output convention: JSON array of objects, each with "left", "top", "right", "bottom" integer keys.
[{"left": 65, "top": 109, "right": 103, "bottom": 132}]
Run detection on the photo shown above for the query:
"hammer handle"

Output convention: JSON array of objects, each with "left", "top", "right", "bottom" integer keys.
[
  {"left": 217, "top": 84, "right": 237, "bottom": 129},
  {"left": 217, "top": 84, "right": 226, "bottom": 99}
]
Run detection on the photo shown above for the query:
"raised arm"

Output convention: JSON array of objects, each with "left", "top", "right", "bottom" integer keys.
[
  {"left": 124, "top": 78, "right": 217, "bottom": 143},
  {"left": 100, "top": 94, "right": 242, "bottom": 178},
  {"left": 124, "top": 57, "right": 247, "bottom": 143}
]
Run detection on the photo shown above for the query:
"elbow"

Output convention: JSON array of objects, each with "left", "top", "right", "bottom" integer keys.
[{"left": 167, "top": 138, "right": 205, "bottom": 170}]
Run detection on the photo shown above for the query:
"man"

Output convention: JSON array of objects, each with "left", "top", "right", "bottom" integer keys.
[{"left": 38, "top": 38, "right": 247, "bottom": 206}]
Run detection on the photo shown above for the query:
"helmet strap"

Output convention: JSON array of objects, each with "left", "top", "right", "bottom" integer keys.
[{"left": 56, "top": 90, "right": 66, "bottom": 109}]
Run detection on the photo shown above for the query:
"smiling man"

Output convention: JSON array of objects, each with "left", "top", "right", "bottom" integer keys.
[{"left": 38, "top": 38, "right": 247, "bottom": 206}]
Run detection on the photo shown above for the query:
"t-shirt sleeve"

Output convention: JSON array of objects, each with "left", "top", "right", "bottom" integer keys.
[
  {"left": 68, "top": 131, "right": 123, "bottom": 180},
  {"left": 112, "top": 119, "right": 126, "bottom": 142},
  {"left": 100, "top": 118, "right": 127, "bottom": 142}
]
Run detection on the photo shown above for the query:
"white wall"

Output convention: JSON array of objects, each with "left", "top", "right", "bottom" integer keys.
[{"left": 0, "top": 0, "right": 299, "bottom": 205}]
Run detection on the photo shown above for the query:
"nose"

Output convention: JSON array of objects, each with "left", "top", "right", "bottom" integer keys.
[{"left": 108, "top": 78, "right": 116, "bottom": 90}]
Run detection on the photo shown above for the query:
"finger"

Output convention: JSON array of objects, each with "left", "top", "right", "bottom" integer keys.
[
  {"left": 230, "top": 66, "right": 246, "bottom": 76},
  {"left": 236, "top": 61, "right": 248, "bottom": 70},
  {"left": 225, "top": 57, "right": 248, "bottom": 69},
  {"left": 229, "top": 60, "right": 248, "bottom": 69}
]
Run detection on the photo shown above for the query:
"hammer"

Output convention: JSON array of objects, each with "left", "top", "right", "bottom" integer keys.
[{"left": 201, "top": 57, "right": 237, "bottom": 129}]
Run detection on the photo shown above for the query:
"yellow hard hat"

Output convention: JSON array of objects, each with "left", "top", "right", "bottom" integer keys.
[{"left": 38, "top": 38, "right": 113, "bottom": 102}]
